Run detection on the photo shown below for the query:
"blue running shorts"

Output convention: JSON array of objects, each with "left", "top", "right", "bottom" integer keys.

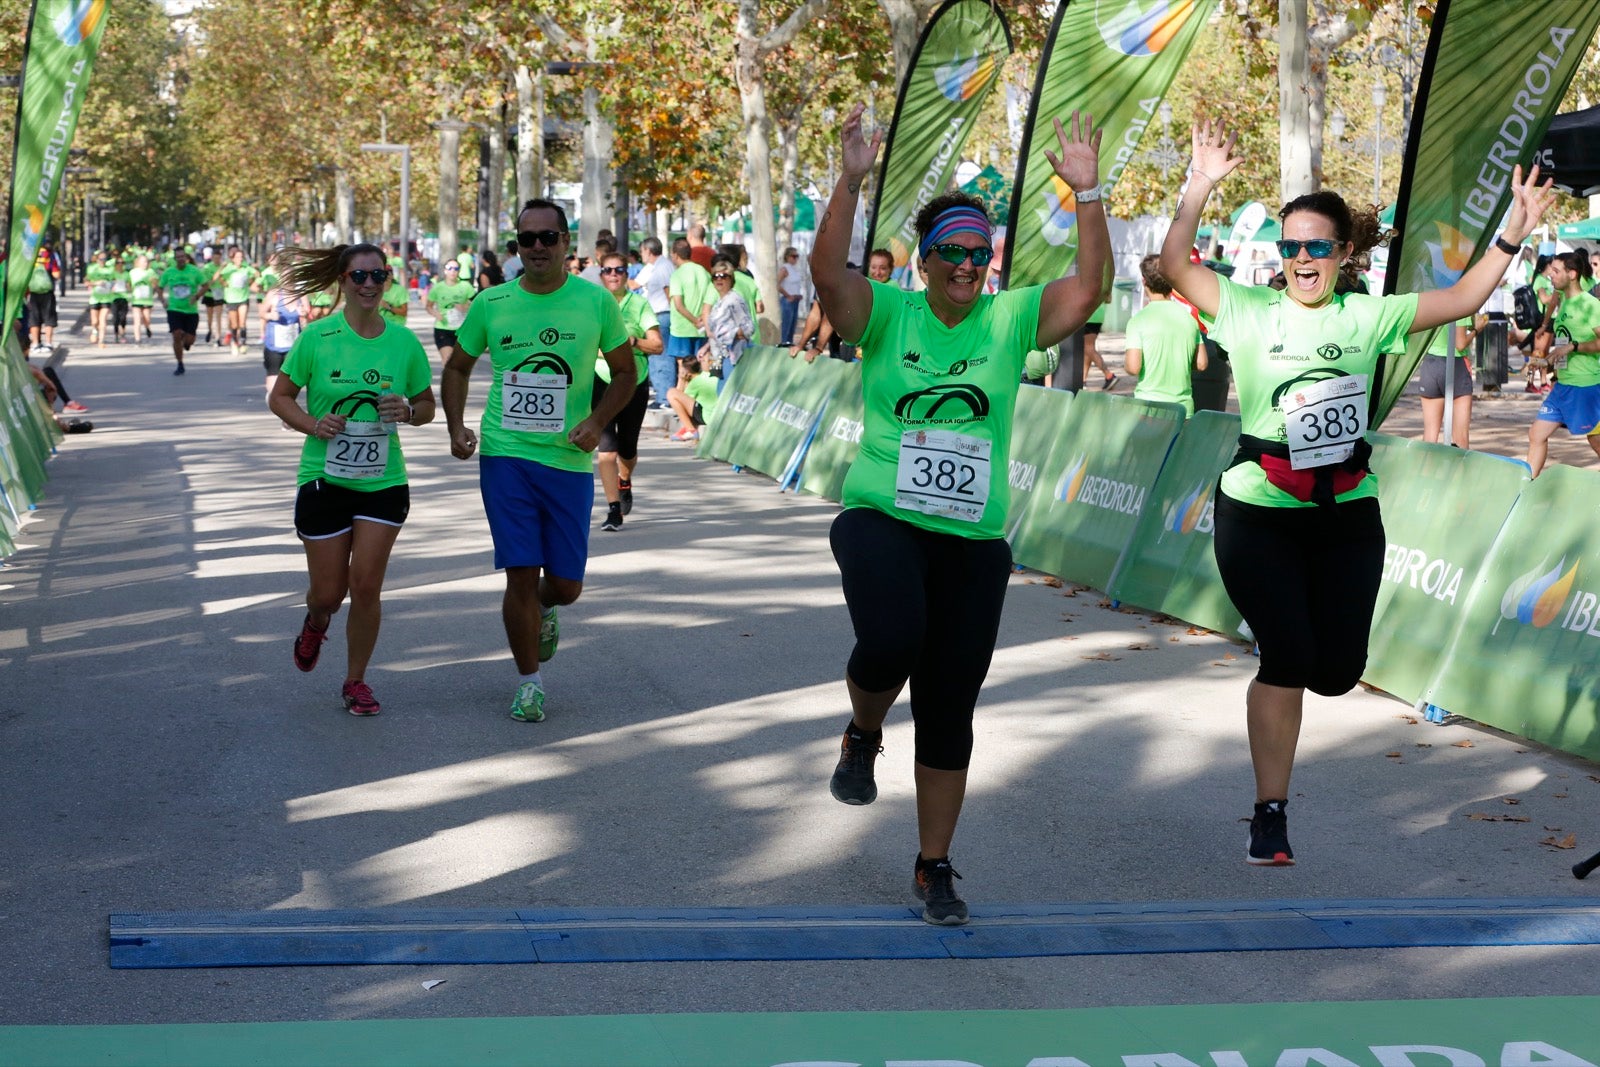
[
  {"left": 478, "top": 454, "right": 594, "bottom": 579},
  {"left": 1536, "top": 381, "right": 1600, "bottom": 436}
]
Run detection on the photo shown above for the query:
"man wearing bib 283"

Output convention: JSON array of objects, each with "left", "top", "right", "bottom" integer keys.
[{"left": 442, "top": 199, "right": 637, "bottom": 725}]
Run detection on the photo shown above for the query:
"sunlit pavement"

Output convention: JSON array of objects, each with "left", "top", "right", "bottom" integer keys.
[{"left": 4, "top": 290, "right": 1600, "bottom": 1064}]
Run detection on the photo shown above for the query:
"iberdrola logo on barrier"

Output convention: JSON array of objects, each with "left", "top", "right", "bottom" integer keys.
[
  {"left": 54, "top": 0, "right": 107, "bottom": 46},
  {"left": 1496, "top": 556, "right": 1580, "bottom": 633},
  {"left": 1163, "top": 482, "right": 1212, "bottom": 535},
  {"left": 20, "top": 205, "right": 47, "bottom": 262},
  {"left": 934, "top": 50, "right": 1000, "bottom": 102},
  {"left": 1425, "top": 221, "right": 1474, "bottom": 290},
  {"left": 1056, "top": 454, "right": 1088, "bottom": 503},
  {"left": 1097, "top": 0, "right": 1199, "bottom": 57},
  {"left": 1037, "top": 174, "right": 1078, "bottom": 248}
]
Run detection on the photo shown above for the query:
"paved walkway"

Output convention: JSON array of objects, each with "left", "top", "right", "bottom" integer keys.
[{"left": 4, "top": 289, "right": 1600, "bottom": 1063}]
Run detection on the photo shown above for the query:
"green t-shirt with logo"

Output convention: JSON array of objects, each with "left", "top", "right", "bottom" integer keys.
[
  {"left": 668, "top": 261, "right": 714, "bottom": 338},
  {"left": 685, "top": 372, "right": 719, "bottom": 413},
  {"left": 128, "top": 267, "right": 157, "bottom": 306},
  {"left": 158, "top": 264, "right": 207, "bottom": 314},
  {"left": 595, "top": 291, "right": 656, "bottom": 384},
  {"left": 732, "top": 271, "right": 760, "bottom": 320},
  {"left": 380, "top": 281, "right": 410, "bottom": 321},
  {"left": 219, "top": 263, "right": 256, "bottom": 303},
  {"left": 1126, "top": 298, "right": 1202, "bottom": 415},
  {"left": 86, "top": 263, "right": 116, "bottom": 305},
  {"left": 840, "top": 279, "right": 1043, "bottom": 539},
  {"left": 454, "top": 275, "right": 630, "bottom": 473},
  {"left": 109, "top": 263, "right": 131, "bottom": 300},
  {"left": 281, "top": 311, "right": 432, "bottom": 492},
  {"left": 1209, "top": 275, "right": 1417, "bottom": 509},
  {"left": 1552, "top": 289, "right": 1600, "bottom": 387},
  {"left": 28, "top": 259, "right": 55, "bottom": 293},
  {"left": 428, "top": 279, "right": 477, "bottom": 329}
]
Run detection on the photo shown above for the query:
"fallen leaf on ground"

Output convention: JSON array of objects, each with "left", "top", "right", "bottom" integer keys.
[
  {"left": 1081, "top": 652, "right": 1120, "bottom": 661},
  {"left": 1126, "top": 643, "right": 1156, "bottom": 651},
  {"left": 1384, "top": 752, "right": 1403, "bottom": 759},
  {"left": 1452, "top": 740, "right": 1474, "bottom": 748},
  {"left": 1186, "top": 627, "right": 1202, "bottom": 635},
  {"left": 1210, "top": 661, "right": 1235, "bottom": 667},
  {"left": 1402, "top": 716, "right": 1419, "bottom": 725},
  {"left": 1222, "top": 653, "right": 1237, "bottom": 660},
  {"left": 1545, "top": 826, "right": 1564, "bottom": 832},
  {"left": 1042, "top": 576, "right": 1063, "bottom": 588},
  {"left": 1415, "top": 742, "right": 1433, "bottom": 748},
  {"left": 1588, "top": 775, "right": 1600, "bottom": 784},
  {"left": 1467, "top": 813, "right": 1531, "bottom": 822},
  {"left": 1541, "top": 833, "right": 1578, "bottom": 850},
  {"left": 1024, "top": 578, "right": 1037, "bottom": 585},
  {"left": 1503, "top": 798, "right": 1521, "bottom": 805},
  {"left": 1554, "top": 792, "right": 1570, "bottom": 799},
  {"left": 1168, "top": 636, "right": 1182, "bottom": 643}
]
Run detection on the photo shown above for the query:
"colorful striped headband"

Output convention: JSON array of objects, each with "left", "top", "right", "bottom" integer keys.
[{"left": 918, "top": 206, "right": 993, "bottom": 262}]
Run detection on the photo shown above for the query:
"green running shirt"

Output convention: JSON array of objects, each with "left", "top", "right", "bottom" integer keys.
[
  {"left": 1125, "top": 299, "right": 1202, "bottom": 415},
  {"left": 1551, "top": 290, "right": 1600, "bottom": 387}
]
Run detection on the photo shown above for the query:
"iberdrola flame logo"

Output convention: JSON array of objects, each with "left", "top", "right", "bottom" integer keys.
[
  {"left": 1425, "top": 221, "right": 1474, "bottom": 290},
  {"left": 20, "top": 204, "right": 46, "bottom": 260},
  {"left": 934, "top": 51, "right": 999, "bottom": 102},
  {"left": 54, "top": 0, "right": 106, "bottom": 45},
  {"left": 887, "top": 236, "right": 911, "bottom": 269},
  {"left": 1164, "top": 482, "right": 1210, "bottom": 534},
  {"left": 1055, "top": 455, "right": 1088, "bottom": 503},
  {"left": 1496, "top": 556, "right": 1580, "bottom": 633},
  {"left": 1097, "top": 0, "right": 1198, "bottom": 57},
  {"left": 1037, "top": 174, "right": 1078, "bottom": 248}
]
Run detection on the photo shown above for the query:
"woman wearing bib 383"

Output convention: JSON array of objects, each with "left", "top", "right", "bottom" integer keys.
[
  {"left": 268, "top": 244, "right": 437, "bottom": 717},
  {"left": 812, "top": 105, "right": 1111, "bottom": 926},
  {"left": 1158, "top": 119, "right": 1557, "bottom": 867}
]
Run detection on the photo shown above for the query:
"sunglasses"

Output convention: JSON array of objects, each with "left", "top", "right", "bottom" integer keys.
[
  {"left": 712, "top": 272, "right": 733, "bottom": 280},
  {"left": 343, "top": 268, "right": 391, "bottom": 284},
  {"left": 930, "top": 243, "right": 994, "bottom": 267},
  {"left": 516, "top": 229, "right": 564, "bottom": 248},
  {"left": 600, "top": 266, "right": 628, "bottom": 276},
  {"left": 1276, "top": 239, "right": 1339, "bottom": 260}
]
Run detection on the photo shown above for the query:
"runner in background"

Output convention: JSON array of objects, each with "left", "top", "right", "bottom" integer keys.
[
  {"left": 259, "top": 265, "right": 311, "bottom": 403},
  {"left": 109, "top": 253, "right": 133, "bottom": 344},
  {"left": 1419, "top": 317, "right": 1477, "bottom": 449},
  {"left": 594, "top": 250, "right": 662, "bottom": 532},
  {"left": 1527, "top": 250, "right": 1600, "bottom": 476},
  {"left": 1159, "top": 118, "right": 1557, "bottom": 868},
  {"left": 155, "top": 247, "right": 216, "bottom": 375},
  {"left": 379, "top": 268, "right": 411, "bottom": 326},
  {"left": 813, "top": 105, "right": 1109, "bottom": 926},
  {"left": 128, "top": 253, "right": 157, "bottom": 341},
  {"left": 424, "top": 261, "right": 476, "bottom": 367},
  {"left": 85, "top": 250, "right": 114, "bottom": 348},
  {"left": 201, "top": 249, "right": 225, "bottom": 346},
  {"left": 1082, "top": 297, "right": 1117, "bottom": 389},
  {"left": 269, "top": 243, "right": 436, "bottom": 717},
  {"left": 1124, "top": 254, "right": 1206, "bottom": 415},
  {"left": 307, "top": 283, "right": 337, "bottom": 322}
]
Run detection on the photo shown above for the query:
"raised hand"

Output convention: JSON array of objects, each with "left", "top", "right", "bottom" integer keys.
[
  {"left": 1044, "top": 111, "right": 1103, "bottom": 194},
  {"left": 839, "top": 103, "right": 884, "bottom": 183},
  {"left": 1504, "top": 164, "right": 1559, "bottom": 242},
  {"left": 1191, "top": 118, "right": 1244, "bottom": 184}
]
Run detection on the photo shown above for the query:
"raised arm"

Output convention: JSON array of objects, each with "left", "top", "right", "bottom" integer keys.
[
  {"left": 1413, "top": 165, "right": 1558, "bottom": 332},
  {"left": 1159, "top": 119, "right": 1244, "bottom": 319},
  {"left": 1036, "top": 112, "right": 1109, "bottom": 350},
  {"left": 809, "top": 103, "right": 883, "bottom": 345}
]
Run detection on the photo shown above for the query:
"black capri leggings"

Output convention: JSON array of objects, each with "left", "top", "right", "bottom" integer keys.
[
  {"left": 830, "top": 506, "right": 1012, "bottom": 771},
  {"left": 1213, "top": 493, "right": 1385, "bottom": 696},
  {"left": 592, "top": 378, "right": 650, "bottom": 460}
]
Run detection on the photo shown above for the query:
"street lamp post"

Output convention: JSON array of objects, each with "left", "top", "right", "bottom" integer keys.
[
  {"left": 1371, "top": 83, "right": 1387, "bottom": 204},
  {"left": 361, "top": 142, "right": 411, "bottom": 260},
  {"left": 1136, "top": 100, "right": 1183, "bottom": 178}
]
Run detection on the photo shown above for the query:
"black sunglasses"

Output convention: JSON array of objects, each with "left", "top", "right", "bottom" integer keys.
[
  {"left": 1276, "top": 238, "right": 1338, "bottom": 260},
  {"left": 343, "top": 268, "right": 391, "bottom": 284},
  {"left": 930, "top": 243, "right": 994, "bottom": 267},
  {"left": 712, "top": 272, "right": 733, "bottom": 280},
  {"left": 600, "top": 266, "right": 628, "bottom": 276},
  {"left": 517, "top": 230, "right": 564, "bottom": 248}
]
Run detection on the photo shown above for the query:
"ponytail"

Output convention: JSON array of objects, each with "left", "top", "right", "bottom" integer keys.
[{"left": 276, "top": 243, "right": 383, "bottom": 304}]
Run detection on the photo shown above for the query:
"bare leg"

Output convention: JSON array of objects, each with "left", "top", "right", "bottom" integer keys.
[
  {"left": 914, "top": 763, "right": 969, "bottom": 860},
  {"left": 301, "top": 531, "right": 352, "bottom": 633},
  {"left": 1451, "top": 394, "right": 1473, "bottom": 449},
  {"left": 845, "top": 674, "right": 903, "bottom": 734},
  {"left": 597, "top": 451, "right": 620, "bottom": 505},
  {"left": 1247, "top": 679, "right": 1304, "bottom": 801},
  {"left": 343, "top": 520, "right": 402, "bottom": 683},
  {"left": 1420, "top": 396, "right": 1443, "bottom": 443},
  {"left": 503, "top": 567, "right": 544, "bottom": 674},
  {"left": 1527, "top": 419, "right": 1559, "bottom": 477}
]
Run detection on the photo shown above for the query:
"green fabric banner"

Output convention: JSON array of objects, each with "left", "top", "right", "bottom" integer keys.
[
  {"left": 797, "top": 363, "right": 864, "bottom": 502},
  {"left": 1, "top": 333, "right": 51, "bottom": 504},
  {"left": 1003, "top": 0, "right": 1218, "bottom": 290},
  {"left": 1421, "top": 464, "right": 1600, "bottom": 761},
  {"left": 1377, "top": 0, "right": 1600, "bottom": 424},
  {"left": 865, "top": 0, "right": 1012, "bottom": 274},
  {"left": 697, "top": 350, "right": 774, "bottom": 463},
  {"left": 1004, "top": 383, "right": 1074, "bottom": 540},
  {"left": 3, "top": 0, "right": 112, "bottom": 332},
  {"left": 1106, "top": 410, "right": 1246, "bottom": 638},
  {"left": 1010, "top": 391, "right": 1185, "bottom": 589},
  {"left": 724, "top": 355, "right": 850, "bottom": 479},
  {"left": 1362, "top": 434, "right": 1529, "bottom": 703}
]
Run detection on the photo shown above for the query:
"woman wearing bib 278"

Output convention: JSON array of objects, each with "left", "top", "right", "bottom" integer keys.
[
  {"left": 268, "top": 244, "right": 437, "bottom": 717},
  {"left": 1159, "top": 119, "right": 1557, "bottom": 867},
  {"left": 812, "top": 105, "right": 1110, "bottom": 926}
]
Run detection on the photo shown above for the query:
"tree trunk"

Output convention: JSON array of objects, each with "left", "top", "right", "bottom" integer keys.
[
  {"left": 655, "top": 207, "right": 670, "bottom": 249},
  {"left": 736, "top": 5, "right": 781, "bottom": 342},
  {"left": 776, "top": 115, "right": 800, "bottom": 253},
  {"left": 334, "top": 168, "right": 353, "bottom": 246},
  {"left": 878, "top": 0, "right": 935, "bottom": 94},
  {"left": 436, "top": 119, "right": 469, "bottom": 267},
  {"left": 486, "top": 105, "right": 507, "bottom": 253},
  {"left": 580, "top": 85, "right": 615, "bottom": 252},
  {"left": 1278, "top": 0, "right": 1314, "bottom": 202},
  {"left": 514, "top": 63, "right": 538, "bottom": 206}
]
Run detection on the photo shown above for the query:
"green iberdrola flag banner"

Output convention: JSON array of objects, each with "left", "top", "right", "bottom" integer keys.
[
  {"left": 865, "top": 0, "right": 1012, "bottom": 275},
  {"left": 1004, "top": 0, "right": 1217, "bottom": 290},
  {"left": 3, "top": 0, "right": 111, "bottom": 332},
  {"left": 1378, "top": 0, "right": 1600, "bottom": 423}
]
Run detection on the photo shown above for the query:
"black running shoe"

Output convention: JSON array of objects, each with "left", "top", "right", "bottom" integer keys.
[
  {"left": 618, "top": 479, "right": 633, "bottom": 515},
  {"left": 913, "top": 854, "right": 969, "bottom": 926},
  {"left": 1247, "top": 800, "right": 1295, "bottom": 866},
  {"left": 601, "top": 504, "right": 623, "bottom": 532},
  {"left": 829, "top": 723, "right": 882, "bottom": 805},
  {"left": 173, "top": 363, "right": 185, "bottom": 375}
]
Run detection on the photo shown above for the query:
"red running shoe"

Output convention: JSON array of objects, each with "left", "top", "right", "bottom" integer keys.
[
  {"left": 293, "top": 613, "right": 327, "bottom": 672},
  {"left": 62, "top": 401, "right": 89, "bottom": 413},
  {"left": 342, "top": 680, "right": 380, "bottom": 716}
]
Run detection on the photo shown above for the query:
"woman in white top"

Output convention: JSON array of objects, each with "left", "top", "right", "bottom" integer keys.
[{"left": 778, "top": 246, "right": 807, "bottom": 345}]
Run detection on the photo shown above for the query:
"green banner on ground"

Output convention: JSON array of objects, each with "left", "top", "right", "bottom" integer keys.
[
  {"left": 1107, "top": 410, "right": 1246, "bottom": 638},
  {"left": 1421, "top": 464, "right": 1600, "bottom": 761},
  {"left": 1362, "top": 434, "right": 1529, "bottom": 703},
  {"left": 1010, "top": 391, "right": 1185, "bottom": 589},
  {"left": 1004, "top": 383, "right": 1074, "bottom": 539},
  {"left": 3, "top": 0, "right": 111, "bottom": 332},
  {"left": 1004, "top": 0, "right": 1218, "bottom": 290},
  {"left": 797, "top": 363, "right": 864, "bottom": 502},
  {"left": 725, "top": 355, "right": 850, "bottom": 479},
  {"left": 866, "top": 0, "right": 1013, "bottom": 275},
  {"left": 1378, "top": 0, "right": 1600, "bottom": 424}
]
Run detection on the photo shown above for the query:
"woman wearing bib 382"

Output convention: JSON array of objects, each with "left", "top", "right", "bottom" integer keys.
[
  {"left": 268, "top": 244, "right": 437, "bottom": 717},
  {"left": 812, "top": 105, "right": 1111, "bottom": 926},
  {"left": 1158, "top": 119, "right": 1557, "bottom": 867}
]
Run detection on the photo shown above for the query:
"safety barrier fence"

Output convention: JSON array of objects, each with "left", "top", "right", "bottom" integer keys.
[
  {"left": 704, "top": 346, "right": 1600, "bottom": 762},
  {"left": 0, "top": 333, "right": 60, "bottom": 561}
]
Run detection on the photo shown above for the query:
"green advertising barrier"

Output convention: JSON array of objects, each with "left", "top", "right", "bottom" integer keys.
[
  {"left": 1106, "top": 410, "right": 1246, "bottom": 639},
  {"left": 1420, "top": 464, "right": 1600, "bottom": 762},
  {"left": 1362, "top": 434, "right": 1530, "bottom": 704},
  {"left": 1003, "top": 383, "right": 1074, "bottom": 540},
  {"left": 797, "top": 362, "right": 863, "bottom": 502},
  {"left": 698, "top": 347, "right": 789, "bottom": 465},
  {"left": 724, "top": 354, "right": 850, "bottom": 479},
  {"left": 1010, "top": 391, "right": 1186, "bottom": 589},
  {"left": 0, "top": 335, "right": 48, "bottom": 513}
]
